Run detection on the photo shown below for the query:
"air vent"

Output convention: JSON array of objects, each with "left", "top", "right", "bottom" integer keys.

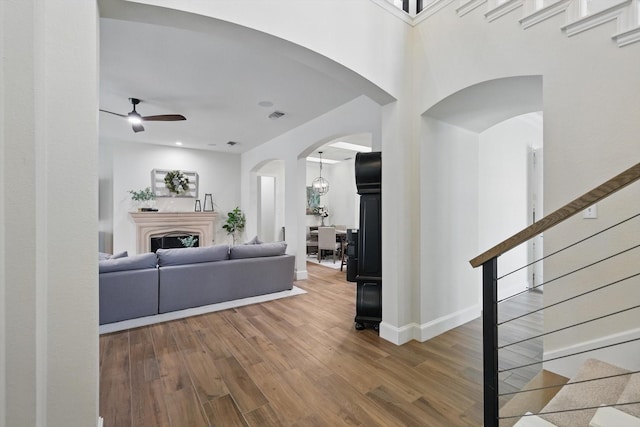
[
  {"left": 227, "top": 141, "right": 238, "bottom": 147},
  {"left": 268, "top": 111, "right": 285, "bottom": 120}
]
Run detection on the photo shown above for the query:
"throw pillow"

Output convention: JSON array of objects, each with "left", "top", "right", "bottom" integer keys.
[
  {"left": 110, "top": 251, "right": 128, "bottom": 259},
  {"left": 244, "top": 235, "right": 263, "bottom": 245}
]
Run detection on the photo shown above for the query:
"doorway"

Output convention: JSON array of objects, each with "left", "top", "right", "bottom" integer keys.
[
  {"left": 478, "top": 111, "right": 543, "bottom": 299},
  {"left": 258, "top": 175, "right": 276, "bottom": 242}
]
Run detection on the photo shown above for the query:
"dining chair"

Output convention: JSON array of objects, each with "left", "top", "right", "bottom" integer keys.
[
  {"left": 317, "top": 227, "right": 340, "bottom": 263},
  {"left": 306, "top": 226, "right": 318, "bottom": 255},
  {"left": 340, "top": 241, "right": 348, "bottom": 271}
]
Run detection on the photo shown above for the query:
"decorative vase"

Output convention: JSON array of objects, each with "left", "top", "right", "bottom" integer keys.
[{"left": 321, "top": 217, "right": 325, "bottom": 226}]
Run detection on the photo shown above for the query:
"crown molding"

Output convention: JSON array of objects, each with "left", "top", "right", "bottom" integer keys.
[
  {"left": 612, "top": 25, "right": 640, "bottom": 46},
  {"left": 457, "top": 0, "right": 487, "bottom": 17},
  {"left": 561, "top": 0, "right": 631, "bottom": 37},
  {"left": 415, "top": 0, "right": 457, "bottom": 23},
  {"left": 519, "top": 0, "right": 572, "bottom": 29},
  {"left": 369, "top": 0, "right": 414, "bottom": 24},
  {"left": 485, "top": 0, "right": 524, "bottom": 22}
]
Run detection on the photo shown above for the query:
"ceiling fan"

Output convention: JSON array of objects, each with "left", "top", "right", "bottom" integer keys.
[{"left": 99, "top": 98, "right": 186, "bottom": 133}]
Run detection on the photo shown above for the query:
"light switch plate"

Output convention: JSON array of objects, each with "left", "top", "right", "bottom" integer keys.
[{"left": 583, "top": 204, "right": 598, "bottom": 219}]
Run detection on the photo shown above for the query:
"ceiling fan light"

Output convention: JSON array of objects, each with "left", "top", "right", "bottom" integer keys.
[{"left": 127, "top": 114, "right": 142, "bottom": 125}]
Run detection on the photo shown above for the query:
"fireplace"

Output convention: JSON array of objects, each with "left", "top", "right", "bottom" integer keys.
[
  {"left": 149, "top": 232, "right": 200, "bottom": 252},
  {"left": 129, "top": 212, "right": 217, "bottom": 253}
]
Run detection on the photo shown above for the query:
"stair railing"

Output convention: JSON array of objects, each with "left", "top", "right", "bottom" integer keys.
[{"left": 470, "top": 162, "right": 640, "bottom": 427}]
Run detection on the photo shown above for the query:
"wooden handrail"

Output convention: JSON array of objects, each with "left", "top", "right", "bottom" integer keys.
[{"left": 470, "top": 162, "right": 640, "bottom": 268}]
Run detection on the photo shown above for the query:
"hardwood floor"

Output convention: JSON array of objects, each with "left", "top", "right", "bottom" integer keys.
[{"left": 99, "top": 262, "right": 545, "bottom": 426}]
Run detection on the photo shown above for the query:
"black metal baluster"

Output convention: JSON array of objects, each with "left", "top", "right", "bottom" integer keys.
[{"left": 483, "top": 257, "right": 499, "bottom": 427}]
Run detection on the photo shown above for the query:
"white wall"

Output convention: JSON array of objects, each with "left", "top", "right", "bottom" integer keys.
[
  {"left": 255, "top": 160, "right": 285, "bottom": 242},
  {"left": 479, "top": 113, "right": 543, "bottom": 299},
  {"left": 1, "top": 1, "right": 99, "bottom": 426},
  {"left": 258, "top": 176, "right": 276, "bottom": 242},
  {"left": 305, "top": 160, "right": 359, "bottom": 229},
  {"left": 417, "top": 118, "right": 481, "bottom": 342},
  {"left": 103, "top": 141, "right": 241, "bottom": 253},
  {"left": 327, "top": 158, "right": 360, "bottom": 229}
]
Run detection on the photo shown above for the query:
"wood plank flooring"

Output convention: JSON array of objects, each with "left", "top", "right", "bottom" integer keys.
[{"left": 99, "top": 262, "right": 547, "bottom": 426}]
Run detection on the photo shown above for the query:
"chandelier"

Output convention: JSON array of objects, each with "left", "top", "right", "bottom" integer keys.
[{"left": 311, "top": 151, "right": 330, "bottom": 195}]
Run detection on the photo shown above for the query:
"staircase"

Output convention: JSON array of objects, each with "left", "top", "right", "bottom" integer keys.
[
  {"left": 375, "top": 0, "right": 640, "bottom": 47},
  {"left": 513, "top": 358, "right": 640, "bottom": 426},
  {"left": 469, "top": 162, "right": 640, "bottom": 426}
]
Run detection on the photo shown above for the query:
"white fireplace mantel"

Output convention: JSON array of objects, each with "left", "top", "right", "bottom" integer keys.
[{"left": 129, "top": 211, "right": 218, "bottom": 253}]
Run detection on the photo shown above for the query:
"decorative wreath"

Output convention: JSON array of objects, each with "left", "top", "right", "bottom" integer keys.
[{"left": 164, "top": 170, "right": 190, "bottom": 194}]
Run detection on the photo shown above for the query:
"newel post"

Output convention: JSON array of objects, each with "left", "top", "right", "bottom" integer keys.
[{"left": 483, "top": 257, "right": 499, "bottom": 427}]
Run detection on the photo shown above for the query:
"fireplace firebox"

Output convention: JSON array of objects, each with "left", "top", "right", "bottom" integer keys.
[{"left": 150, "top": 232, "right": 200, "bottom": 252}]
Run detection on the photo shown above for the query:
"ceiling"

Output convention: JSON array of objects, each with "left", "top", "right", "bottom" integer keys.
[{"left": 98, "top": 4, "right": 373, "bottom": 162}]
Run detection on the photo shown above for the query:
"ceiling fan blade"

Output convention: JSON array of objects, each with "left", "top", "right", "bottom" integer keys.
[
  {"left": 141, "top": 114, "right": 187, "bottom": 122},
  {"left": 132, "top": 123, "right": 145, "bottom": 133},
  {"left": 99, "top": 109, "right": 127, "bottom": 118}
]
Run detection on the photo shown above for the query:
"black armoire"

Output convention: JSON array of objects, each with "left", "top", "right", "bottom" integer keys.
[{"left": 353, "top": 152, "right": 381, "bottom": 331}]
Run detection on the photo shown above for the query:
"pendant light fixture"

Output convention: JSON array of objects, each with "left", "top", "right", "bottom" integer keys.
[{"left": 311, "top": 151, "right": 330, "bottom": 195}]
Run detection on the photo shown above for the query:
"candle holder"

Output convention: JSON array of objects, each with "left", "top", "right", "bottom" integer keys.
[
  {"left": 203, "top": 194, "right": 214, "bottom": 211},
  {"left": 194, "top": 199, "right": 201, "bottom": 212}
]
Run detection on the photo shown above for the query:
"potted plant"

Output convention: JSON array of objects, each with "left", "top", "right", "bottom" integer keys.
[
  {"left": 314, "top": 206, "right": 329, "bottom": 226},
  {"left": 129, "top": 187, "right": 157, "bottom": 211},
  {"left": 178, "top": 235, "right": 198, "bottom": 248},
  {"left": 222, "top": 207, "right": 246, "bottom": 245}
]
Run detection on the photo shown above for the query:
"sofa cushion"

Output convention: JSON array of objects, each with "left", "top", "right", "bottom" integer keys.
[
  {"left": 99, "top": 252, "right": 157, "bottom": 273},
  {"left": 229, "top": 241, "right": 287, "bottom": 259},
  {"left": 156, "top": 245, "right": 229, "bottom": 266},
  {"left": 99, "top": 252, "right": 111, "bottom": 261}
]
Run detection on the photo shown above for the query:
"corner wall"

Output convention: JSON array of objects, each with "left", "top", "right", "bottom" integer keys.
[{"left": 1, "top": 1, "right": 99, "bottom": 425}]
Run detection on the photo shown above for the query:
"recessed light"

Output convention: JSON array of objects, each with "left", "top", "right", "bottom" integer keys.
[
  {"left": 329, "top": 141, "right": 372, "bottom": 152},
  {"left": 175, "top": 141, "right": 183, "bottom": 146},
  {"left": 207, "top": 143, "right": 217, "bottom": 147},
  {"left": 258, "top": 101, "right": 274, "bottom": 108}
]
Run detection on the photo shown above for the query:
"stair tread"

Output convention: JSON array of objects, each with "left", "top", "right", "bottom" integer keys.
[{"left": 541, "top": 359, "right": 631, "bottom": 426}]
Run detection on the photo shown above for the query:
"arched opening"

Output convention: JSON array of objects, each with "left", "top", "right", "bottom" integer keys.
[
  {"left": 249, "top": 159, "right": 286, "bottom": 243},
  {"left": 418, "top": 75, "right": 543, "bottom": 340},
  {"left": 301, "top": 133, "right": 372, "bottom": 267}
]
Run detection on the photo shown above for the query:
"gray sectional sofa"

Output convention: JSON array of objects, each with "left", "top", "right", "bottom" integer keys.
[{"left": 99, "top": 242, "right": 295, "bottom": 325}]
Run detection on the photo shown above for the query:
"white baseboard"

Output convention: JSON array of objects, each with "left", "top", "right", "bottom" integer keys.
[
  {"left": 380, "top": 304, "right": 481, "bottom": 345},
  {"left": 379, "top": 321, "right": 419, "bottom": 345},
  {"left": 544, "top": 327, "right": 640, "bottom": 379}
]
